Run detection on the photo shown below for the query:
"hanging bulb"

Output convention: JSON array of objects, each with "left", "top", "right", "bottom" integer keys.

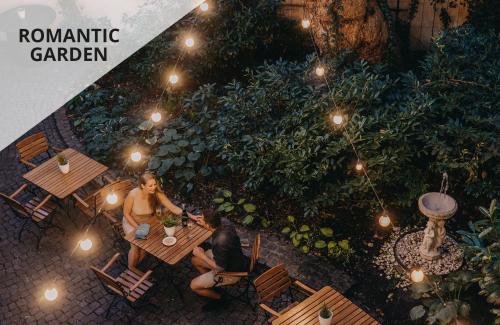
[
  {"left": 79, "top": 238, "right": 92, "bottom": 251},
  {"left": 411, "top": 269, "right": 424, "bottom": 283},
  {"left": 185, "top": 37, "right": 195, "bottom": 48},
  {"left": 301, "top": 19, "right": 311, "bottom": 29},
  {"left": 106, "top": 192, "right": 118, "bottom": 205},
  {"left": 332, "top": 114, "right": 343, "bottom": 125},
  {"left": 200, "top": 2, "right": 209, "bottom": 11},
  {"left": 169, "top": 73, "right": 179, "bottom": 85},
  {"left": 151, "top": 111, "right": 162, "bottom": 123},
  {"left": 130, "top": 151, "right": 142, "bottom": 162},
  {"left": 315, "top": 66, "right": 325, "bottom": 77},
  {"left": 355, "top": 161, "right": 363, "bottom": 171},
  {"left": 44, "top": 288, "right": 58, "bottom": 301},
  {"left": 378, "top": 214, "right": 391, "bottom": 227}
]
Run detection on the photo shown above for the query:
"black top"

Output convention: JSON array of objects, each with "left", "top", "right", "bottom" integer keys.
[{"left": 212, "top": 225, "right": 245, "bottom": 272}]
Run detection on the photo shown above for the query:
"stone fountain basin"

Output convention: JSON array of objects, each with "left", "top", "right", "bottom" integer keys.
[{"left": 418, "top": 192, "right": 457, "bottom": 220}]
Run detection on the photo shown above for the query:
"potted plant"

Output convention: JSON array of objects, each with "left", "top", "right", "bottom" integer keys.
[
  {"left": 162, "top": 216, "right": 179, "bottom": 237},
  {"left": 57, "top": 153, "right": 69, "bottom": 174},
  {"left": 319, "top": 303, "right": 333, "bottom": 325}
]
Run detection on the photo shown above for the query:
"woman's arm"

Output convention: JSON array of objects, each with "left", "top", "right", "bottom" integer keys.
[
  {"left": 157, "top": 192, "right": 183, "bottom": 215},
  {"left": 123, "top": 191, "right": 139, "bottom": 228}
]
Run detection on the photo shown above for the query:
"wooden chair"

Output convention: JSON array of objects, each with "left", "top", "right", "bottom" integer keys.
[
  {"left": 90, "top": 253, "right": 156, "bottom": 319},
  {"left": 16, "top": 132, "right": 63, "bottom": 170},
  {"left": 253, "top": 263, "right": 317, "bottom": 323},
  {"left": 0, "top": 184, "right": 63, "bottom": 249},
  {"left": 214, "top": 233, "right": 261, "bottom": 304}
]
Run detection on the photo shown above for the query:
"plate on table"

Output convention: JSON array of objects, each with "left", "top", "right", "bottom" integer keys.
[{"left": 162, "top": 237, "right": 177, "bottom": 246}]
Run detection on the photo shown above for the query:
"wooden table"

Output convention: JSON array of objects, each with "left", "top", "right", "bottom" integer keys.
[
  {"left": 23, "top": 148, "right": 108, "bottom": 199},
  {"left": 272, "top": 286, "right": 380, "bottom": 325},
  {"left": 125, "top": 222, "right": 213, "bottom": 265}
]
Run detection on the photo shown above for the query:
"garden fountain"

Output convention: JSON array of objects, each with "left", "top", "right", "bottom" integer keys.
[{"left": 393, "top": 173, "right": 463, "bottom": 276}]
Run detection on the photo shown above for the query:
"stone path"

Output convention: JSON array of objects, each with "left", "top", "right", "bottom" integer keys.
[{"left": 0, "top": 108, "right": 364, "bottom": 324}]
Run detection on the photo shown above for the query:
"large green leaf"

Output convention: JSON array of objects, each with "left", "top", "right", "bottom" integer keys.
[
  {"left": 148, "top": 157, "right": 161, "bottom": 170},
  {"left": 187, "top": 152, "right": 201, "bottom": 161},
  {"left": 299, "top": 225, "right": 310, "bottom": 232},
  {"left": 314, "top": 240, "right": 326, "bottom": 249},
  {"left": 174, "top": 156, "right": 186, "bottom": 166},
  {"left": 138, "top": 120, "right": 153, "bottom": 131},
  {"left": 409, "top": 305, "right": 426, "bottom": 320},
  {"left": 320, "top": 227, "right": 334, "bottom": 237},
  {"left": 242, "top": 215, "right": 254, "bottom": 225},
  {"left": 157, "top": 159, "right": 174, "bottom": 175},
  {"left": 243, "top": 203, "right": 256, "bottom": 213}
]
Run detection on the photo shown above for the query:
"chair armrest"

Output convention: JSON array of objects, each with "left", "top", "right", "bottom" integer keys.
[
  {"left": 10, "top": 184, "right": 28, "bottom": 198},
  {"left": 215, "top": 271, "right": 248, "bottom": 277},
  {"left": 20, "top": 159, "right": 37, "bottom": 169},
  {"left": 101, "top": 253, "right": 121, "bottom": 272},
  {"left": 102, "top": 211, "right": 119, "bottom": 224},
  {"left": 32, "top": 194, "right": 53, "bottom": 212},
  {"left": 293, "top": 280, "right": 317, "bottom": 295},
  {"left": 129, "top": 270, "right": 153, "bottom": 293},
  {"left": 103, "top": 175, "right": 116, "bottom": 184},
  {"left": 72, "top": 193, "right": 90, "bottom": 208},
  {"left": 50, "top": 146, "right": 64, "bottom": 153},
  {"left": 259, "top": 303, "right": 281, "bottom": 317}
]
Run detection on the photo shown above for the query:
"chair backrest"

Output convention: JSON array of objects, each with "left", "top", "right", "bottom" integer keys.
[
  {"left": 95, "top": 179, "right": 134, "bottom": 212},
  {"left": 253, "top": 263, "right": 292, "bottom": 302},
  {"left": 90, "top": 266, "right": 125, "bottom": 297},
  {"left": 0, "top": 192, "right": 29, "bottom": 218},
  {"left": 248, "top": 233, "right": 261, "bottom": 273},
  {"left": 16, "top": 132, "right": 49, "bottom": 162}
]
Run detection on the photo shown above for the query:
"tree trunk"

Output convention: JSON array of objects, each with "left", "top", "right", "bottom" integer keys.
[{"left": 305, "top": 0, "right": 390, "bottom": 63}]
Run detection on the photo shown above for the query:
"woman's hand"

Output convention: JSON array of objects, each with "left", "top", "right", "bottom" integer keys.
[{"left": 187, "top": 212, "right": 203, "bottom": 223}]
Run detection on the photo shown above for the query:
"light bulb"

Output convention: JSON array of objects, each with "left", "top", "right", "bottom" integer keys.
[
  {"left": 131, "top": 151, "right": 142, "bottom": 162},
  {"left": 200, "top": 2, "right": 209, "bottom": 11},
  {"left": 332, "top": 114, "right": 343, "bottom": 125},
  {"left": 17, "top": 8, "right": 26, "bottom": 20},
  {"left": 411, "top": 269, "right": 424, "bottom": 283},
  {"left": 185, "top": 37, "right": 195, "bottom": 48},
  {"left": 44, "top": 288, "right": 58, "bottom": 301},
  {"left": 315, "top": 66, "right": 325, "bottom": 77},
  {"left": 79, "top": 238, "right": 92, "bottom": 251},
  {"left": 378, "top": 214, "right": 391, "bottom": 227},
  {"left": 169, "top": 74, "right": 179, "bottom": 85},
  {"left": 151, "top": 111, "right": 162, "bottom": 123},
  {"left": 106, "top": 192, "right": 118, "bottom": 204},
  {"left": 355, "top": 162, "right": 363, "bottom": 171},
  {"left": 301, "top": 19, "right": 311, "bottom": 29}
]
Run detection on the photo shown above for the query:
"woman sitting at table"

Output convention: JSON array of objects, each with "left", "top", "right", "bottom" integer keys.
[{"left": 123, "top": 172, "right": 199, "bottom": 272}]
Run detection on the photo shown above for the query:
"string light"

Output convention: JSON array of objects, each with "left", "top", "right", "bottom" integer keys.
[
  {"left": 378, "top": 214, "right": 391, "bottom": 227},
  {"left": 130, "top": 150, "right": 142, "bottom": 162},
  {"left": 44, "top": 288, "right": 58, "bottom": 301},
  {"left": 184, "top": 37, "right": 195, "bottom": 48},
  {"left": 168, "top": 73, "right": 179, "bottom": 85},
  {"left": 315, "top": 66, "right": 325, "bottom": 77},
  {"left": 355, "top": 161, "right": 363, "bottom": 171},
  {"left": 151, "top": 111, "right": 162, "bottom": 123},
  {"left": 331, "top": 114, "right": 343, "bottom": 125},
  {"left": 106, "top": 192, "right": 118, "bottom": 205},
  {"left": 411, "top": 269, "right": 425, "bottom": 283},
  {"left": 301, "top": 19, "right": 311, "bottom": 29},
  {"left": 199, "top": 2, "right": 209, "bottom": 11},
  {"left": 79, "top": 238, "right": 92, "bottom": 251}
]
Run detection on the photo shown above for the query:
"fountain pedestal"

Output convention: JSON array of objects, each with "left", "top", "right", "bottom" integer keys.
[{"left": 418, "top": 192, "right": 458, "bottom": 260}]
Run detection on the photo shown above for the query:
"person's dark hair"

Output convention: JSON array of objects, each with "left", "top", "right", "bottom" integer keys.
[
  {"left": 203, "top": 207, "right": 221, "bottom": 228},
  {"left": 139, "top": 172, "right": 163, "bottom": 212}
]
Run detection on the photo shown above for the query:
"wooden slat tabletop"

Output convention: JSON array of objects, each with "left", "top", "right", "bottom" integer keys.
[
  {"left": 125, "top": 222, "right": 213, "bottom": 265},
  {"left": 272, "top": 286, "right": 380, "bottom": 325},
  {"left": 23, "top": 148, "right": 108, "bottom": 199}
]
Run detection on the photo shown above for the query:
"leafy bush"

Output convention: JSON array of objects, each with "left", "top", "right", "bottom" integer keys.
[{"left": 212, "top": 189, "right": 270, "bottom": 228}]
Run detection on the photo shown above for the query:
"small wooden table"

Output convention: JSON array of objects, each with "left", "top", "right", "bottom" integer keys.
[
  {"left": 272, "top": 286, "right": 380, "bottom": 325},
  {"left": 23, "top": 148, "right": 108, "bottom": 199},
  {"left": 125, "top": 222, "right": 213, "bottom": 265}
]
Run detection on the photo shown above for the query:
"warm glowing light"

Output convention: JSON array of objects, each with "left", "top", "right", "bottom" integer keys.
[
  {"left": 17, "top": 8, "right": 26, "bottom": 20},
  {"left": 151, "top": 111, "right": 162, "bottom": 123},
  {"left": 355, "top": 162, "right": 363, "bottom": 171},
  {"left": 301, "top": 19, "right": 311, "bottom": 29},
  {"left": 131, "top": 151, "right": 142, "bottom": 162},
  {"left": 411, "top": 269, "right": 424, "bottom": 283},
  {"left": 200, "top": 2, "right": 209, "bottom": 11},
  {"left": 332, "top": 114, "right": 343, "bottom": 125},
  {"left": 378, "top": 214, "right": 391, "bottom": 227},
  {"left": 169, "top": 73, "right": 179, "bottom": 85},
  {"left": 106, "top": 192, "right": 118, "bottom": 205},
  {"left": 185, "top": 37, "right": 195, "bottom": 48},
  {"left": 44, "top": 288, "right": 58, "bottom": 301},
  {"left": 79, "top": 238, "right": 92, "bottom": 251},
  {"left": 315, "top": 66, "right": 325, "bottom": 77}
]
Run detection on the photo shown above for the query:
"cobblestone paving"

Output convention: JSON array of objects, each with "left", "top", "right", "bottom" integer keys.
[{"left": 0, "top": 108, "right": 360, "bottom": 324}]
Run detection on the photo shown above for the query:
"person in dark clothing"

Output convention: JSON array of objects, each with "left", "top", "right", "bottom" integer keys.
[{"left": 190, "top": 208, "right": 245, "bottom": 310}]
